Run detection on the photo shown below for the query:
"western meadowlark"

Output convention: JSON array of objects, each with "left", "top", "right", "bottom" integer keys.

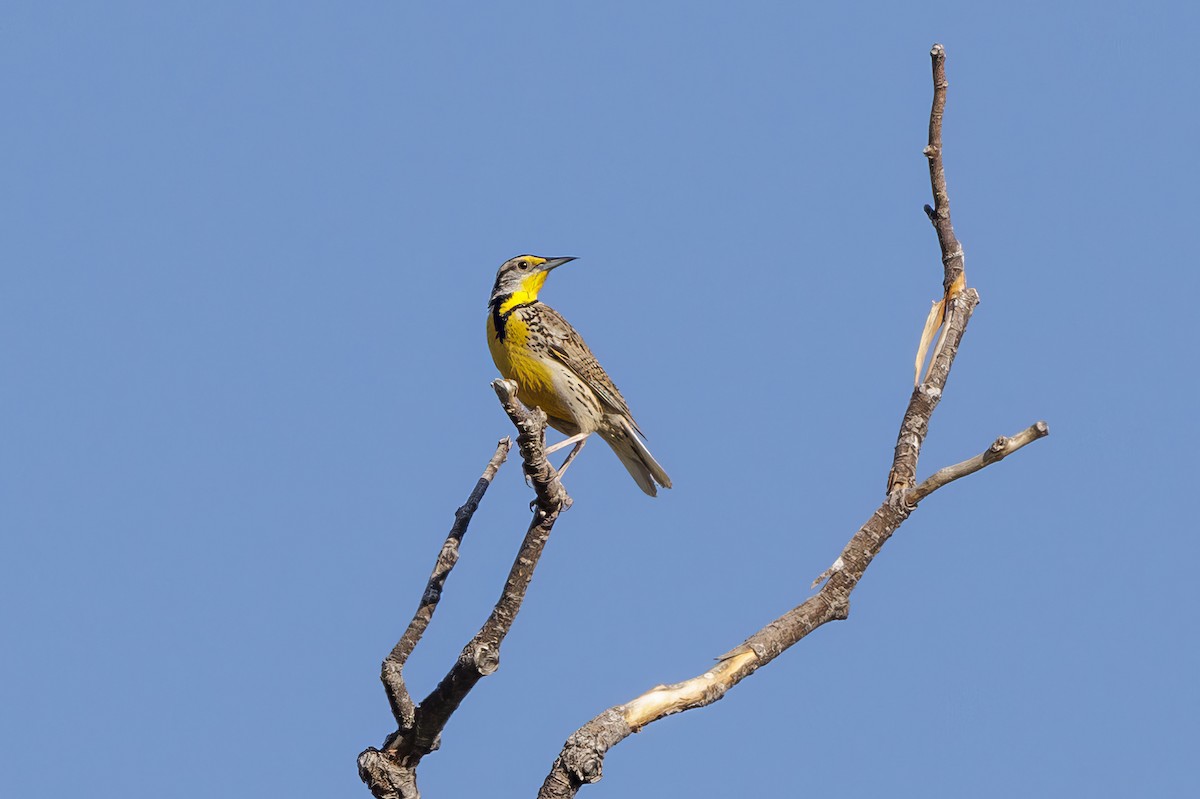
[{"left": 486, "top": 254, "right": 672, "bottom": 496}]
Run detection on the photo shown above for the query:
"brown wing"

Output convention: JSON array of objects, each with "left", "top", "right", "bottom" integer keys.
[{"left": 538, "top": 305, "right": 645, "bottom": 437}]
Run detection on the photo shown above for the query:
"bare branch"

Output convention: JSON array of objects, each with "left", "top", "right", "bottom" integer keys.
[
  {"left": 887, "top": 287, "right": 979, "bottom": 494},
  {"left": 908, "top": 421, "right": 1050, "bottom": 504},
  {"left": 538, "top": 43, "right": 1050, "bottom": 799},
  {"left": 491, "top": 378, "right": 573, "bottom": 513},
  {"left": 542, "top": 413, "right": 1045, "bottom": 797},
  {"left": 359, "top": 380, "right": 571, "bottom": 799},
  {"left": 538, "top": 495, "right": 904, "bottom": 797},
  {"left": 887, "top": 42, "right": 972, "bottom": 495},
  {"left": 923, "top": 42, "right": 964, "bottom": 297},
  {"left": 542, "top": 427, "right": 1062, "bottom": 798},
  {"left": 379, "top": 439, "right": 511, "bottom": 730}
]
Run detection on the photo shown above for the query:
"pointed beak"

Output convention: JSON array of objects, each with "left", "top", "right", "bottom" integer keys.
[{"left": 541, "top": 256, "right": 577, "bottom": 271}]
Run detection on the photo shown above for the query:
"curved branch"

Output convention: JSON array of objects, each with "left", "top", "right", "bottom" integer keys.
[
  {"left": 537, "top": 43, "right": 1050, "bottom": 799},
  {"left": 539, "top": 417, "right": 1049, "bottom": 798}
]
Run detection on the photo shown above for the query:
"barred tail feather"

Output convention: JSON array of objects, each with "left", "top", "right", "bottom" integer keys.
[{"left": 601, "top": 417, "right": 672, "bottom": 497}]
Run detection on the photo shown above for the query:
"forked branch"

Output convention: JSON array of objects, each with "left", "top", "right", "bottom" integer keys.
[
  {"left": 537, "top": 43, "right": 1048, "bottom": 799},
  {"left": 358, "top": 381, "right": 572, "bottom": 799}
]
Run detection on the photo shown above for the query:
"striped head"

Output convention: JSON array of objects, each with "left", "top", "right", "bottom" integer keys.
[{"left": 489, "top": 255, "right": 577, "bottom": 307}]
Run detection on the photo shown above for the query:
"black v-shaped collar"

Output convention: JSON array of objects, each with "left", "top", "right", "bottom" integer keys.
[{"left": 490, "top": 295, "right": 539, "bottom": 341}]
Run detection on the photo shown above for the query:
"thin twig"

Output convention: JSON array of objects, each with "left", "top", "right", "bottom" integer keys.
[
  {"left": 908, "top": 421, "right": 1049, "bottom": 504},
  {"left": 380, "top": 439, "right": 512, "bottom": 729},
  {"left": 923, "top": 43, "right": 964, "bottom": 297}
]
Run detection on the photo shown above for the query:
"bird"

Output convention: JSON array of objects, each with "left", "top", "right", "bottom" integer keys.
[{"left": 486, "top": 254, "right": 671, "bottom": 496}]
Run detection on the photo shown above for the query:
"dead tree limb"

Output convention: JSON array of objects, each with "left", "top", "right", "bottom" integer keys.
[
  {"left": 908, "top": 421, "right": 1049, "bottom": 503},
  {"left": 537, "top": 43, "right": 1048, "bottom": 799},
  {"left": 379, "top": 439, "right": 512, "bottom": 733},
  {"left": 923, "top": 43, "right": 965, "bottom": 299},
  {"left": 358, "top": 380, "right": 571, "bottom": 799},
  {"left": 892, "top": 41, "right": 968, "bottom": 490}
]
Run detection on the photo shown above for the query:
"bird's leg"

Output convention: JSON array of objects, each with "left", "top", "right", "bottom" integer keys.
[
  {"left": 556, "top": 437, "right": 588, "bottom": 479},
  {"left": 544, "top": 432, "right": 589, "bottom": 455}
]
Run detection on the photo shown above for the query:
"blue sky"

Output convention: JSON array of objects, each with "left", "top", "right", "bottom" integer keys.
[{"left": 3, "top": 2, "right": 1197, "bottom": 796}]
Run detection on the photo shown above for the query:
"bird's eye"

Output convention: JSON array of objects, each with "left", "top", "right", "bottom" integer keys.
[{"left": 517, "top": 260, "right": 529, "bottom": 270}]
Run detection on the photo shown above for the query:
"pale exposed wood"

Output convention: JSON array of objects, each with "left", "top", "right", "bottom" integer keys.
[
  {"left": 908, "top": 421, "right": 1050, "bottom": 504},
  {"left": 620, "top": 649, "right": 759, "bottom": 729}
]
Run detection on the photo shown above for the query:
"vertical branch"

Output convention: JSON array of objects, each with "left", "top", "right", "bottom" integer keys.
[
  {"left": 924, "top": 43, "right": 965, "bottom": 297},
  {"left": 886, "top": 42, "right": 974, "bottom": 495}
]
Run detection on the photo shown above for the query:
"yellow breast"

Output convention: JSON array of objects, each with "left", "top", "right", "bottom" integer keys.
[{"left": 486, "top": 311, "right": 573, "bottom": 423}]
